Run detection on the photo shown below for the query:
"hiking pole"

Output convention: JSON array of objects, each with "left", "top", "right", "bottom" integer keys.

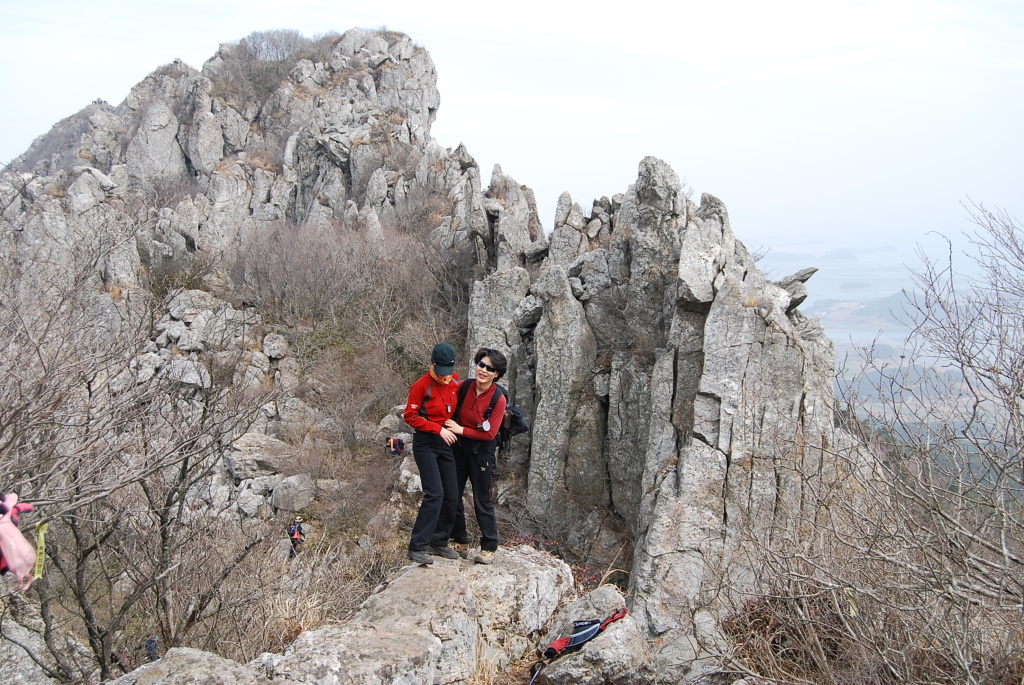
[
  {"left": 526, "top": 660, "right": 546, "bottom": 685},
  {"left": 524, "top": 607, "right": 628, "bottom": 683}
]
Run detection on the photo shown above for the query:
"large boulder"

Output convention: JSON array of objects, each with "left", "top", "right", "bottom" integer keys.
[
  {"left": 224, "top": 433, "right": 297, "bottom": 480},
  {"left": 250, "top": 545, "right": 573, "bottom": 684},
  {"left": 252, "top": 622, "right": 440, "bottom": 684},
  {"left": 270, "top": 473, "right": 316, "bottom": 512},
  {"left": 105, "top": 648, "right": 270, "bottom": 685},
  {"left": 537, "top": 585, "right": 649, "bottom": 685}
]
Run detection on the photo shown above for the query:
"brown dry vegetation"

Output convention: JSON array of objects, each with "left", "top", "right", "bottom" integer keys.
[
  {"left": 231, "top": 215, "right": 468, "bottom": 430},
  {"left": 208, "top": 30, "right": 338, "bottom": 107}
]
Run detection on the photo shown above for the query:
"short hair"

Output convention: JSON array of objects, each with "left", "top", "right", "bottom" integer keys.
[{"left": 474, "top": 347, "right": 508, "bottom": 380}]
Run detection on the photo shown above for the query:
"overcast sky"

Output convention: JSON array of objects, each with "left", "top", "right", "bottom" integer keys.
[{"left": 2, "top": 0, "right": 1022, "bottom": 310}]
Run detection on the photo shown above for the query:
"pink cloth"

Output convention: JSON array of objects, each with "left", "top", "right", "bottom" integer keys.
[
  {"left": 0, "top": 499, "right": 33, "bottom": 574},
  {"left": 0, "top": 493, "right": 36, "bottom": 591}
]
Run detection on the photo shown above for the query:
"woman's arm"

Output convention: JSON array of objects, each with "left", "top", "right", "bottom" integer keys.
[{"left": 449, "top": 393, "right": 506, "bottom": 442}]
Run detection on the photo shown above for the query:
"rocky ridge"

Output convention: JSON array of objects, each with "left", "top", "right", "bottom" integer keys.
[{"left": 102, "top": 546, "right": 575, "bottom": 685}]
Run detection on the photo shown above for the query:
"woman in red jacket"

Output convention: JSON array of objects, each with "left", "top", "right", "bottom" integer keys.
[
  {"left": 403, "top": 342, "right": 462, "bottom": 565},
  {"left": 439, "top": 348, "right": 508, "bottom": 565}
]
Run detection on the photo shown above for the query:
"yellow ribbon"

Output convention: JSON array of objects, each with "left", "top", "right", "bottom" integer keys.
[
  {"left": 32, "top": 522, "right": 48, "bottom": 580},
  {"left": 843, "top": 586, "right": 858, "bottom": 617}
]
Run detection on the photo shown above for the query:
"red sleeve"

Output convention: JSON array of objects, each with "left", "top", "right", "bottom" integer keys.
[
  {"left": 460, "top": 390, "right": 506, "bottom": 442},
  {"left": 404, "top": 376, "right": 440, "bottom": 434}
]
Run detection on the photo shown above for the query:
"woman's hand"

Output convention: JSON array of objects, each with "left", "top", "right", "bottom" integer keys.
[
  {"left": 439, "top": 427, "right": 458, "bottom": 445},
  {"left": 444, "top": 419, "right": 464, "bottom": 436}
]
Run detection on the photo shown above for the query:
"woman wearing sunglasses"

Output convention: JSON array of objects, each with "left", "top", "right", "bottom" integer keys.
[{"left": 436, "top": 348, "right": 508, "bottom": 564}]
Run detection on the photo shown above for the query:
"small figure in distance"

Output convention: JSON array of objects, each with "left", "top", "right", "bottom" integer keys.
[
  {"left": 144, "top": 634, "right": 160, "bottom": 662},
  {"left": 386, "top": 436, "right": 405, "bottom": 457},
  {"left": 288, "top": 516, "right": 305, "bottom": 558}
]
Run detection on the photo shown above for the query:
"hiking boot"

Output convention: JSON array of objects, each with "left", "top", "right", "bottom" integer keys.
[
  {"left": 407, "top": 549, "right": 434, "bottom": 565},
  {"left": 474, "top": 549, "right": 496, "bottom": 565},
  {"left": 429, "top": 545, "right": 460, "bottom": 559},
  {"left": 451, "top": 541, "right": 469, "bottom": 559}
]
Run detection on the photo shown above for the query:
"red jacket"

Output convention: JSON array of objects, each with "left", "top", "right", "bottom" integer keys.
[
  {"left": 454, "top": 381, "right": 507, "bottom": 442},
  {"left": 404, "top": 372, "right": 461, "bottom": 434}
]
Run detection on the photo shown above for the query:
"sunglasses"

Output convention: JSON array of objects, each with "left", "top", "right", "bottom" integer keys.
[{"left": 477, "top": 361, "right": 498, "bottom": 373}]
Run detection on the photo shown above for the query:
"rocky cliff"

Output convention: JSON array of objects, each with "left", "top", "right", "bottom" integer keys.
[
  {"left": 467, "top": 154, "right": 866, "bottom": 679},
  {"left": 0, "top": 27, "right": 866, "bottom": 684}
]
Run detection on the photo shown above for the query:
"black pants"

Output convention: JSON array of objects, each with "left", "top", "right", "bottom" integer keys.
[
  {"left": 409, "top": 431, "right": 458, "bottom": 552},
  {"left": 437, "top": 438, "right": 498, "bottom": 552}
]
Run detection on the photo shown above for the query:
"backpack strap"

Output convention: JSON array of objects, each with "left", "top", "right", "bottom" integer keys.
[
  {"left": 455, "top": 380, "right": 473, "bottom": 420},
  {"left": 487, "top": 384, "right": 508, "bottom": 420},
  {"left": 455, "top": 381, "right": 506, "bottom": 423},
  {"left": 417, "top": 382, "right": 433, "bottom": 419}
]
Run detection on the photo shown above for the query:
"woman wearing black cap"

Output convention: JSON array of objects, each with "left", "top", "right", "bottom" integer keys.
[{"left": 402, "top": 342, "right": 462, "bottom": 565}]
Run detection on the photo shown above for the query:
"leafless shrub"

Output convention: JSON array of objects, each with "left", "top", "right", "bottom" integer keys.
[
  {"left": 233, "top": 217, "right": 464, "bottom": 437},
  {"left": 0, "top": 211, "right": 283, "bottom": 680},
  {"left": 145, "top": 249, "right": 220, "bottom": 300},
  {"left": 243, "top": 29, "right": 310, "bottom": 62},
  {"left": 726, "top": 203, "right": 1024, "bottom": 684},
  {"left": 392, "top": 185, "right": 478, "bottom": 344},
  {"left": 148, "top": 173, "right": 203, "bottom": 207},
  {"left": 208, "top": 30, "right": 337, "bottom": 108},
  {"left": 212, "top": 516, "right": 408, "bottom": 663},
  {"left": 245, "top": 138, "right": 284, "bottom": 173}
]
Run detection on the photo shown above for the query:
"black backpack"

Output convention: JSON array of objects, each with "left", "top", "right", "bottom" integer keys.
[{"left": 455, "top": 381, "right": 529, "bottom": 451}]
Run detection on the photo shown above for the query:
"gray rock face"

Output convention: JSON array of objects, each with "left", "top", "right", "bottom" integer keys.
[
  {"left": 464, "top": 266, "right": 533, "bottom": 437},
  {"left": 166, "top": 357, "right": 211, "bottom": 388},
  {"left": 187, "top": 111, "right": 225, "bottom": 176},
  {"left": 224, "top": 433, "right": 296, "bottom": 480},
  {"left": 528, "top": 264, "right": 601, "bottom": 531},
  {"left": 270, "top": 473, "right": 316, "bottom": 512},
  {"left": 125, "top": 100, "right": 189, "bottom": 190},
  {"left": 0, "top": 587, "right": 60, "bottom": 685},
  {"left": 461, "top": 155, "right": 858, "bottom": 680}
]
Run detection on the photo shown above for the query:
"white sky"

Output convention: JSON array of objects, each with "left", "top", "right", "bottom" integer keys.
[{"left": 2, "top": 0, "right": 1022, "bottom": 306}]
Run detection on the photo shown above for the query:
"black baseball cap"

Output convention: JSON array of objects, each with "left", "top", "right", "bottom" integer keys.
[{"left": 431, "top": 342, "right": 457, "bottom": 375}]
